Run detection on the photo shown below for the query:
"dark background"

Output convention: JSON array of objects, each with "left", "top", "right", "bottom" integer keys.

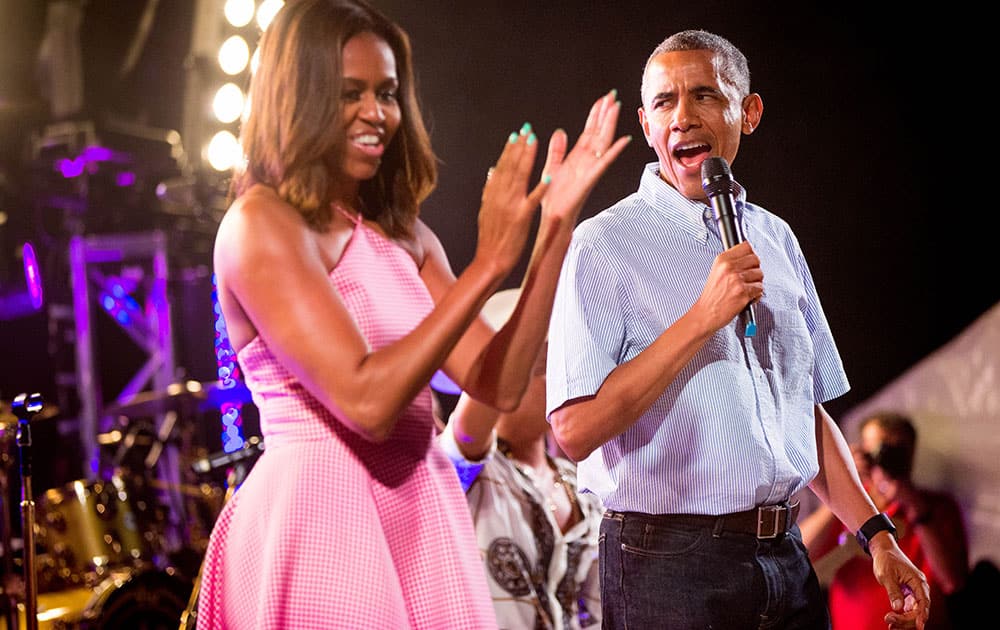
[{"left": 0, "top": 0, "right": 994, "bottom": 479}]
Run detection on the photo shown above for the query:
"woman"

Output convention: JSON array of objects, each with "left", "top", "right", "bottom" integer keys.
[{"left": 196, "top": 0, "right": 630, "bottom": 627}]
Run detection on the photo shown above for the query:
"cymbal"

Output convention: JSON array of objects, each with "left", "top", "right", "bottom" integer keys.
[
  {"left": 104, "top": 379, "right": 253, "bottom": 418},
  {"left": 104, "top": 381, "right": 207, "bottom": 418},
  {"left": 147, "top": 478, "right": 226, "bottom": 500},
  {"left": 0, "top": 399, "right": 60, "bottom": 426}
]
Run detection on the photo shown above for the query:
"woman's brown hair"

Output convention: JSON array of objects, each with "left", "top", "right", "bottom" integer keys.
[{"left": 233, "top": 0, "right": 437, "bottom": 238}]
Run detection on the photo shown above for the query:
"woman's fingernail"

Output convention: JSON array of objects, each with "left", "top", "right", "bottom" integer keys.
[
  {"left": 508, "top": 132, "right": 519, "bottom": 144},
  {"left": 527, "top": 133, "right": 536, "bottom": 145},
  {"left": 520, "top": 122, "right": 532, "bottom": 135},
  {"left": 542, "top": 174, "right": 552, "bottom": 184}
]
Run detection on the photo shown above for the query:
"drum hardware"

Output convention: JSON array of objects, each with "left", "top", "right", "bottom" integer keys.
[
  {"left": 102, "top": 381, "right": 206, "bottom": 421},
  {"left": 2, "top": 567, "right": 193, "bottom": 630},
  {"left": 95, "top": 422, "right": 161, "bottom": 471},
  {"left": 179, "top": 436, "right": 265, "bottom": 628},
  {"left": 142, "top": 411, "right": 178, "bottom": 474},
  {"left": 189, "top": 435, "right": 264, "bottom": 476},
  {"left": 102, "top": 379, "right": 252, "bottom": 421},
  {"left": 93, "top": 382, "right": 250, "bottom": 574},
  {"left": 12, "top": 393, "right": 45, "bottom": 630},
  {"left": 1, "top": 585, "right": 93, "bottom": 630},
  {"left": 76, "top": 567, "right": 192, "bottom": 630},
  {"left": 178, "top": 463, "right": 244, "bottom": 630}
]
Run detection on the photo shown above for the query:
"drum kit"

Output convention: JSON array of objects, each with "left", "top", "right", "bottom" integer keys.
[{"left": 0, "top": 381, "right": 262, "bottom": 630}]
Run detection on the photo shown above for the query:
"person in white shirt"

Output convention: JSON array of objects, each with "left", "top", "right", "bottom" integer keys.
[{"left": 439, "top": 288, "right": 603, "bottom": 629}]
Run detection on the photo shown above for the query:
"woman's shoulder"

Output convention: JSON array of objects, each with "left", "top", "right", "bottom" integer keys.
[
  {"left": 224, "top": 185, "right": 299, "bottom": 227},
  {"left": 408, "top": 215, "right": 447, "bottom": 268},
  {"left": 219, "top": 186, "right": 323, "bottom": 248},
  {"left": 215, "top": 185, "right": 319, "bottom": 268}
]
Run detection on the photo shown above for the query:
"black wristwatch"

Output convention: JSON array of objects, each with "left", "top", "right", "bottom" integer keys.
[{"left": 856, "top": 512, "right": 897, "bottom": 556}]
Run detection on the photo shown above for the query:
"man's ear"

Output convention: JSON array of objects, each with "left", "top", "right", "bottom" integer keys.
[
  {"left": 741, "top": 93, "right": 763, "bottom": 135},
  {"left": 638, "top": 106, "right": 653, "bottom": 146}
]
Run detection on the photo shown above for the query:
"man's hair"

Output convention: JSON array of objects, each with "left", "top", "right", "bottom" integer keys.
[
  {"left": 233, "top": 0, "right": 437, "bottom": 238},
  {"left": 860, "top": 411, "right": 917, "bottom": 478},
  {"left": 641, "top": 29, "right": 751, "bottom": 101}
]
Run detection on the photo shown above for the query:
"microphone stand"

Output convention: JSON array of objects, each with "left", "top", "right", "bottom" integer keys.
[
  {"left": 12, "top": 393, "right": 43, "bottom": 630},
  {"left": 0, "top": 423, "right": 19, "bottom": 630}
]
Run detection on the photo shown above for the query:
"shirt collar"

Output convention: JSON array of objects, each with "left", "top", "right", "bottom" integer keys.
[{"left": 637, "top": 162, "right": 749, "bottom": 243}]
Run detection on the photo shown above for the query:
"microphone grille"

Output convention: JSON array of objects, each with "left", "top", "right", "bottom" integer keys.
[
  {"left": 701, "top": 156, "right": 734, "bottom": 197},
  {"left": 701, "top": 156, "right": 731, "bottom": 180}
]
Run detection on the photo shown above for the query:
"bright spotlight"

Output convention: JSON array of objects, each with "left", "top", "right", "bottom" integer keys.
[
  {"left": 224, "top": 0, "right": 255, "bottom": 28},
  {"left": 206, "top": 131, "right": 242, "bottom": 172},
  {"left": 218, "top": 35, "right": 250, "bottom": 75},
  {"left": 213, "top": 83, "right": 245, "bottom": 124},
  {"left": 256, "top": 0, "right": 284, "bottom": 31}
]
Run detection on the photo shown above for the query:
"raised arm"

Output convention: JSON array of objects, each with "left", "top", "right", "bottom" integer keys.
[
  {"left": 425, "top": 90, "right": 631, "bottom": 412},
  {"left": 216, "top": 127, "right": 547, "bottom": 443}
]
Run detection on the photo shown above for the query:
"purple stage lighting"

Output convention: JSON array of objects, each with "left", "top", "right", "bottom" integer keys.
[
  {"left": 23, "top": 242, "right": 43, "bottom": 310},
  {"left": 0, "top": 242, "right": 44, "bottom": 320}
]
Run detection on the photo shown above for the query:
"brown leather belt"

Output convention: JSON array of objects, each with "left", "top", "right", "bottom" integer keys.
[{"left": 605, "top": 500, "right": 800, "bottom": 540}]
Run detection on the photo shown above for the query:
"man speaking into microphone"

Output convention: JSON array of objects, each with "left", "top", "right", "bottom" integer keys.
[{"left": 545, "top": 29, "right": 930, "bottom": 630}]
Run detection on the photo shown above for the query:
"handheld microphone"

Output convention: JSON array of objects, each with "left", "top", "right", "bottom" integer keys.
[{"left": 701, "top": 156, "right": 757, "bottom": 337}]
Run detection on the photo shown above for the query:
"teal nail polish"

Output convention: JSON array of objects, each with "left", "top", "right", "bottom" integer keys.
[
  {"left": 527, "top": 133, "right": 536, "bottom": 145},
  {"left": 542, "top": 174, "right": 552, "bottom": 184},
  {"left": 610, "top": 88, "right": 618, "bottom": 99},
  {"left": 520, "top": 122, "right": 532, "bottom": 135},
  {"left": 508, "top": 132, "right": 519, "bottom": 144}
]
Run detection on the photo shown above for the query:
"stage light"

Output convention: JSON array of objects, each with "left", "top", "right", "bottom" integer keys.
[
  {"left": 212, "top": 83, "right": 245, "bottom": 124},
  {"left": 23, "top": 242, "right": 43, "bottom": 310},
  {"left": 250, "top": 46, "right": 260, "bottom": 75},
  {"left": 256, "top": 0, "right": 284, "bottom": 31},
  {"left": 206, "top": 130, "right": 241, "bottom": 172},
  {"left": 241, "top": 94, "right": 252, "bottom": 123},
  {"left": 218, "top": 35, "right": 250, "bottom": 75},
  {"left": 223, "top": 0, "right": 255, "bottom": 28},
  {"left": 0, "top": 241, "right": 45, "bottom": 320}
]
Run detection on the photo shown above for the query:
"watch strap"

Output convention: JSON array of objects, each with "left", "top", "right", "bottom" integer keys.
[{"left": 856, "top": 512, "right": 897, "bottom": 556}]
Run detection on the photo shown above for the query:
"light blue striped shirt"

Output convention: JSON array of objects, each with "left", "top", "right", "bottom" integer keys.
[{"left": 546, "top": 163, "right": 850, "bottom": 515}]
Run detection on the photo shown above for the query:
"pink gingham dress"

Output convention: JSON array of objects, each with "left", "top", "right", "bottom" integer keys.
[{"left": 197, "top": 212, "right": 497, "bottom": 629}]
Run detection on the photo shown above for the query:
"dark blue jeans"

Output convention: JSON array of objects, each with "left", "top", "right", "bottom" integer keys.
[{"left": 600, "top": 511, "right": 830, "bottom": 630}]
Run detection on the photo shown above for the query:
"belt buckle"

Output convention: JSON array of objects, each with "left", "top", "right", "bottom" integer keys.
[{"left": 756, "top": 505, "right": 785, "bottom": 539}]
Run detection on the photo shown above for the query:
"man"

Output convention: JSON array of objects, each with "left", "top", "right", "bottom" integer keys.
[
  {"left": 545, "top": 29, "right": 930, "bottom": 629},
  {"left": 800, "top": 411, "right": 968, "bottom": 629}
]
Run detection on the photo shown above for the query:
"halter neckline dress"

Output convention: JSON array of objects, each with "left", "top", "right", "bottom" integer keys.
[{"left": 197, "top": 210, "right": 496, "bottom": 628}]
